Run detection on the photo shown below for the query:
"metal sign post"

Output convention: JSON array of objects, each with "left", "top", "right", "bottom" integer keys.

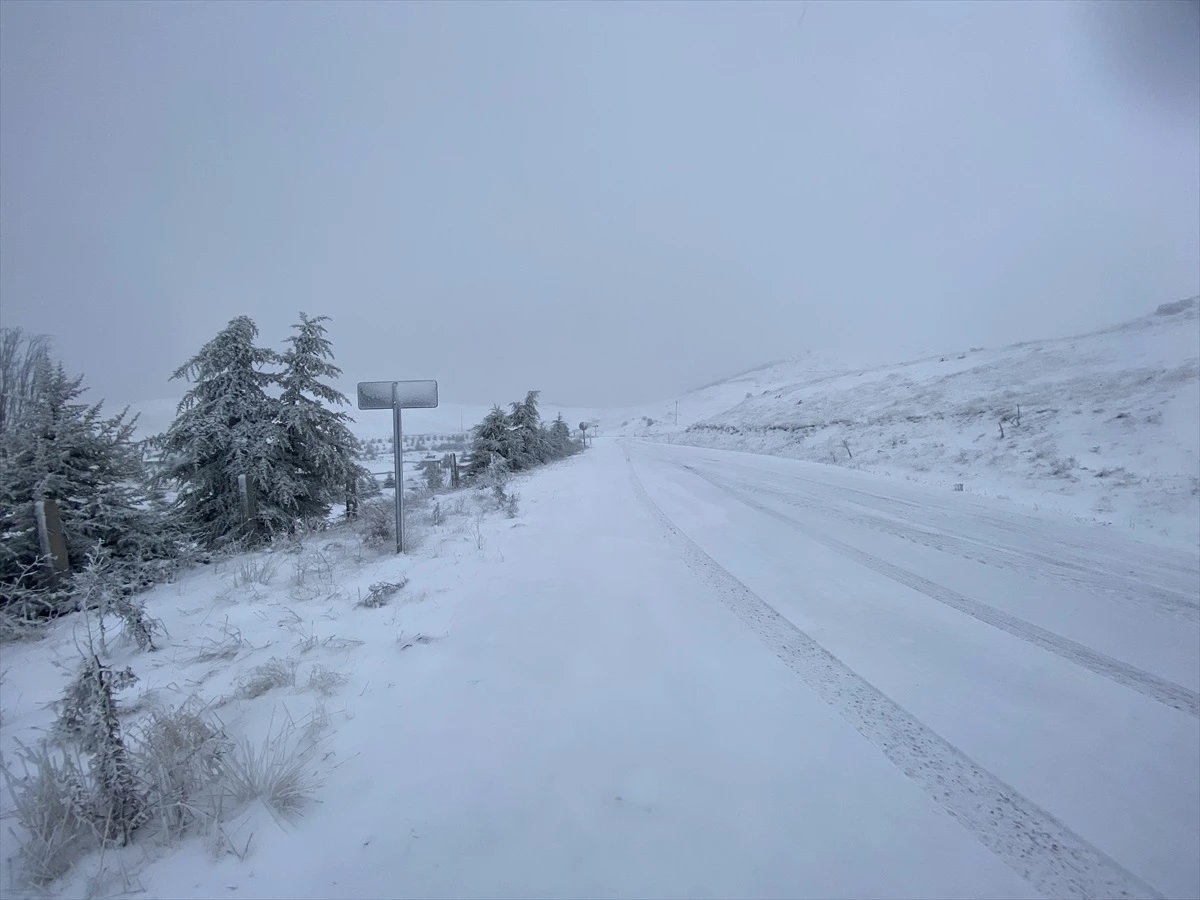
[
  {"left": 393, "top": 393, "right": 404, "bottom": 553},
  {"left": 358, "top": 379, "right": 439, "bottom": 553}
]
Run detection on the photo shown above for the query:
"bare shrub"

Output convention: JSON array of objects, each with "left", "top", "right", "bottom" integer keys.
[
  {"left": 235, "top": 657, "right": 297, "bottom": 700},
  {"left": 72, "top": 545, "right": 165, "bottom": 652},
  {"left": 1049, "top": 456, "right": 1078, "bottom": 478},
  {"left": 0, "top": 741, "right": 93, "bottom": 885},
  {"left": 306, "top": 665, "right": 350, "bottom": 697},
  {"left": 402, "top": 516, "right": 428, "bottom": 551},
  {"left": 358, "top": 498, "right": 394, "bottom": 548},
  {"left": 232, "top": 555, "right": 281, "bottom": 588},
  {"left": 1, "top": 555, "right": 72, "bottom": 622},
  {"left": 114, "top": 595, "right": 164, "bottom": 652},
  {"left": 0, "top": 609, "right": 43, "bottom": 644},
  {"left": 290, "top": 548, "right": 336, "bottom": 601},
  {"left": 219, "top": 725, "right": 323, "bottom": 824},
  {"left": 190, "top": 617, "right": 245, "bottom": 664},
  {"left": 134, "top": 701, "right": 231, "bottom": 840},
  {"left": 291, "top": 623, "right": 320, "bottom": 655},
  {"left": 319, "top": 635, "right": 364, "bottom": 653}
]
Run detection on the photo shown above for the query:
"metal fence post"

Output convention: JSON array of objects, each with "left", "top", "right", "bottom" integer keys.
[{"left": 393, "top": 391, "right": 404, "bottom": 553}]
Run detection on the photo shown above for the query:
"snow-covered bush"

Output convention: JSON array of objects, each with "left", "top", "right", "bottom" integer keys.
[
  {"left": 235, "top": 657, "right": 298, "bottom": 700},
  {"left": 219, "top": 725, "right": 323, "bottom": 824},
  {"left": 357, "top": 578, "right": 407, "bottom": 608},
  {"left": 0, "top": 741, "right": 93, "bottom": 884},
  {"left": 53, "top": 654, "right": 146, "bottom": 846},
  {"left": 134, "top": 701, "right": 231, "bottom": 840},
  {"left": 306, "top": 664, "right": 350, "bottom": 696},
  {"left": 74, "top": 545, "right": 164, "bottom": 652},
  {"left": 357, "top": 497, "right": 395, "bottom": 548}
]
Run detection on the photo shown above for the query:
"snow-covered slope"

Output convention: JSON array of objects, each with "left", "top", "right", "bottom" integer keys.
[
  {"left": 662, "top": 298, "right": 1200, "bottom": 545},
  {"left": 541, "top": 352, "right": 851, "bottom": 439}
]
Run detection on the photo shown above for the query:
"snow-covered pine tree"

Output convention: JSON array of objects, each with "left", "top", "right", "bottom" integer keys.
[
  {"left": 507, "top": 390, "right": 545, "bottom": 471},
  {"left": 277, "top": 313, "right": 367, "bottom": 523},
  {"left": 422, "top": 462, "right": 444, "bottom": 492},
  {"left": 0, "top": 326, "right": 52, "bottom": 436},
  {"left": 158, "top": 316, "right": 291, "bottom": 546},
  {"left": 547, "top": 413, "right": 576, "bottom": 459},
  {"left": 465, "top": 405, "right": 512, "bottom": 478},
  {"left": 0, "top": 359, "right": 173, "bottom": 615}
]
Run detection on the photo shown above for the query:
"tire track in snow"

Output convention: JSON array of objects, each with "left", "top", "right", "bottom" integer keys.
[
  {"left": 714, "top": 463, "right": 1199, "bottom": 624},
  {"left": 623, "top": 450, "right": 1163, "bottom": 900},
  {"left": 691, "top": 467, "right": 1200, "bottom": 720}
]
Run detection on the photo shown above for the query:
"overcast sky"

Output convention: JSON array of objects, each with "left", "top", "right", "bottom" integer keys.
[{"left": 1, "top": 0, "right": 1197, "bottom": 409}]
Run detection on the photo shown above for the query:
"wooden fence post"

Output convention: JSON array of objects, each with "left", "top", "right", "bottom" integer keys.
[
  {"left": 34, "top": 498, "right": 71, "bottom": 578},
  {"left": 238, "top": 474, "right": 258, "bottom": 533}
]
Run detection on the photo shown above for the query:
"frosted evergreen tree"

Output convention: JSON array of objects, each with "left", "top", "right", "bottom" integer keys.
[
  {"left": 55, "top": 654, "right": 144, "bottom": 845},
  {"left": 158, "top": 316, "right": 291, "bottom": 546},
  {"left": 507, "top": 390, "right": 545, "bottom": 471},
  {"left": 0, "top": 327, "right": 52, "bottom": 436},
  {"left": 422, "top": 462, "right": 444, "bottom": 492},
  {"left": 277, "top": 313, "right": 367, "bottom": 522},
  {"left": 546, "top": 413, "right": 576, "bottom": 459},
  {"left": 466, "top": 405, "right": 512, "bottom": 477},
  {"left": 0, "top": 360, "right": 173, "bottom": 613}
]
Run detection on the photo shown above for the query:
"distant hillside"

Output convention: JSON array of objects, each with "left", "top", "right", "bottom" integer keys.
[
  {"left": 662, "top": 298, "right": 1200, "bottom": 545},
  {"left": 543, "top": 351, "right": 852, "bottom": 440}
]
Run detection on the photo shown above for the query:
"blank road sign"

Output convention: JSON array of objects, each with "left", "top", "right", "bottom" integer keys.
[{"left": 357, "top": 380, "right": 439, "bottom": 410}]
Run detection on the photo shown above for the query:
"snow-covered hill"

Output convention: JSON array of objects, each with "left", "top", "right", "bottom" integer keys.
[
  {"left": 537, "top": 352, "right": 851, "bottom": 439},
  {"left": 657, "top": 298, "right": 1200, "bottom": 545}
]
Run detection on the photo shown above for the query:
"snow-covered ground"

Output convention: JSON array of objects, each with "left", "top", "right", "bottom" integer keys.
[
  {"left": 627, "top": 299, "right": 1199, "bottom": 546},
  {"left": 3, "top": 440, "right": 1197, "bottom": 898}
]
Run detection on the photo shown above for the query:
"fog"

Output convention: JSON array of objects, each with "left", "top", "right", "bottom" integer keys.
[{"left": 1, "top": 0, "right": 1197, "bottom": 410}]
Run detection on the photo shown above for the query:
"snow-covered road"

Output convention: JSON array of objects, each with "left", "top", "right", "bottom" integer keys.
[{"left": 624, "top": 439, "right": 1199, "bottom": 899}]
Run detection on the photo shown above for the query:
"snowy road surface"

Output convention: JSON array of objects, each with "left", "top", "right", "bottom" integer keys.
[
  {"left": 624, "top": 440, "right": 1199, "bottom": 899},
  {"left": 125, "top": 439, "right": 1198, "bottom": 900}
]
